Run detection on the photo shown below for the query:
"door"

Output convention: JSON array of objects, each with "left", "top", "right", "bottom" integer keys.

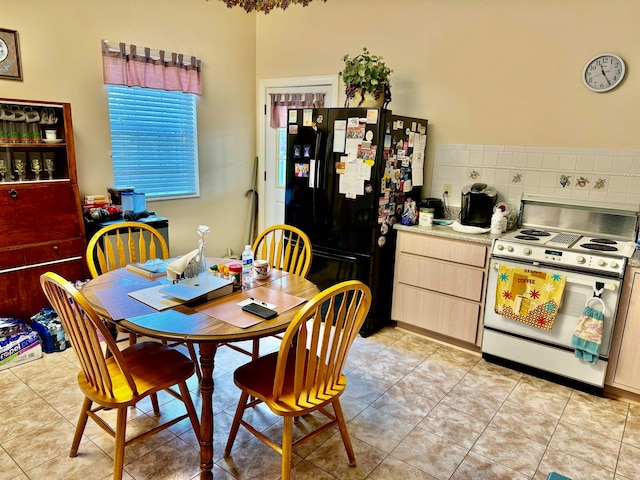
[{"left": 258, "top": 76, "right": 338, "bottom": 233}]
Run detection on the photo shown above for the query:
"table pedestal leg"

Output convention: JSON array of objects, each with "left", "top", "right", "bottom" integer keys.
[{"left": 197, "top": 342, "right": 217, "bottom": 480}]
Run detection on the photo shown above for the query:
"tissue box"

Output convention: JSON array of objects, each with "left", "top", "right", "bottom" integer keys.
[{"left": 0, "top": 318, "right": 43, "bottom": 371}]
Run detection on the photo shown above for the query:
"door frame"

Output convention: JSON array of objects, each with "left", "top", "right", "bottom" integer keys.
[{"left": 257, "top": 75, "right": 339, "bottom": 234}]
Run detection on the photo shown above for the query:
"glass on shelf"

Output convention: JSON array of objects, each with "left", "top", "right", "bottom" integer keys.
[
  {"left": 43, "top": 152, "right": 55, "bottom": 180},
  {"left": 29, "top": 152, "right": 42, "bottom": 181},
  {"left": 0, "top": 152, "right": 10, "bottom": 182},
  {"left": 13, "top": 152, "right": 27, "bottom": 181}
]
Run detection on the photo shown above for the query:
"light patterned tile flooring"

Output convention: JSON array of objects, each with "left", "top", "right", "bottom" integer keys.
[{"left": 1, "top": 326, "right": 640, "bottom": 479}]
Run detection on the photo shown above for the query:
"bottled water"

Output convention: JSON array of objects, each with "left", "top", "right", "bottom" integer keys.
[{"left": 241, "top": 245, "right": 254, "bottom": 286}]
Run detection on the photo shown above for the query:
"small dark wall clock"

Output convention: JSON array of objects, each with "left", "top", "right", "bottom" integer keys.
[{"left": 0, "top": 28, "right": 22, "bottom": 81}]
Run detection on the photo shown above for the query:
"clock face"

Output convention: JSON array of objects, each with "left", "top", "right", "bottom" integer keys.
[
  {"left": 583, "top": 53, "right": 625, "bottom": 92},
  {"left": 0, "top": 38, "right": 8, "bottom": 63}
]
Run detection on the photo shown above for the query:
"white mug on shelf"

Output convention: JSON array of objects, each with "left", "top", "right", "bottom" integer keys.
[{"left": 252, "top": 259, "right": 271, "bottom": 279}]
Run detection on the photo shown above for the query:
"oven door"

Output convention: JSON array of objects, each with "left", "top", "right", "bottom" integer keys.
[{"left": 483, "top": 257, "right": 622, "bottom": 358}]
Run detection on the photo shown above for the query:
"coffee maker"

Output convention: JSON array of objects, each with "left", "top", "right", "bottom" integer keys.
[{"left": 460, "top": 183, "right": 498, "bottom": 227}]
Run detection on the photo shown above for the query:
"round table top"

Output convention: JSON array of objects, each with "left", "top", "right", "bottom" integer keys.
[{"left": 82, "top": 261, "right": 320, "bottom": 345}]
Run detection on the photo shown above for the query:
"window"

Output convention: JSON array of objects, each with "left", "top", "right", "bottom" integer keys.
[
  {"left": 276, "top": 127, "right": 287, "bottom": 188},
  {"left": 107, "top": 85, "right": 199, "bottom": 199}
]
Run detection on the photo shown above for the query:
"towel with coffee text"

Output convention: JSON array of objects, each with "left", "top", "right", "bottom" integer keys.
[{"left": 494, "top": 265, "right": 566, "bottom": 330}]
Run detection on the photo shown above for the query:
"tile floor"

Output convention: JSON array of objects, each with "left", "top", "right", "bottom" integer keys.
[{"left": 2, "top": 326, "right": 640, "bottom": 480}]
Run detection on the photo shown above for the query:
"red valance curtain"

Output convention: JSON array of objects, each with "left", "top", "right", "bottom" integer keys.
[
  {"left": 101, "top": 41, "right": 202, "bottom": 95},
  {"left": 270, "top": 93, "right": 325, "bottom": 128}
]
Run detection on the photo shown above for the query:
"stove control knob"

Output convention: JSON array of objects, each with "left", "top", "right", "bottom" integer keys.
[
  {"left": 496, "top": 244, "right": 504, "bottom": 251},
  {"left": 598, "top": 259, "right": 606, "bottom": 267},
  {"left": 523, "top": 248, "right": 532, "bottom": 255},
  {"left": 610, "top": 261, "right": 619, "bottom": 269},
  {"left": 507, "top": 245, "right": 514, "bottom": 252},
  {"left": 576, "top": 256, "right": 586, "bottom": 264}
]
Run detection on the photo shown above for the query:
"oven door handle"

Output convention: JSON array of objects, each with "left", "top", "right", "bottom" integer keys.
[{"left": 491, "top": 262, "right": 617, "bottom": 291}]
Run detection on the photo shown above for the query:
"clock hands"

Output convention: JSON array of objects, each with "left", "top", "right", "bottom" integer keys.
[{"left": 600, "top": 66, "right": 612, "bottom": 86}]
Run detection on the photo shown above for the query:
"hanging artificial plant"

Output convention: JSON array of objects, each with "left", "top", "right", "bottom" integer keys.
[{"left": 339, "top": 47, "right": 392, "bottom": 107}]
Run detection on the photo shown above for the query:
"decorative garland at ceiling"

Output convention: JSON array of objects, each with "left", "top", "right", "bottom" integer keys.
[{"left": 218, "top": 0, "right": 327, "bottom": 14}]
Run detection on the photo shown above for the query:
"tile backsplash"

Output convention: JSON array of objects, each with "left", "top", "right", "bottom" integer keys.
[{"left": 431, "top": 144, "right": 640, "bottom": 211}]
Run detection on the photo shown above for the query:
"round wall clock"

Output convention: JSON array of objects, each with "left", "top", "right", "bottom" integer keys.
[
  {"left": 582, "top": 53, "right": 625, "bottom": 92},
  {"left": 0, "top": 38, "right": 8, "bottom": 62}
]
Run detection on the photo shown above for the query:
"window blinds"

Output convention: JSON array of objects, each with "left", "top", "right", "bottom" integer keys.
[{"left": 107, "top": 85, "right": 199, "bottom": 199}]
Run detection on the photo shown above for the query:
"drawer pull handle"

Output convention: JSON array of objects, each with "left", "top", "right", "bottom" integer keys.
[{"left": 9, "top": 189, "right": 18, "bottom": 199}]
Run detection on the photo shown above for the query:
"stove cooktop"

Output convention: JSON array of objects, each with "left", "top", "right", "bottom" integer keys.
[
  {"left": 501, "top": 229, "right": 634, "bottom": 256},
  {"left": 494, "top": 228, "right": 634, "bottom": 276}
]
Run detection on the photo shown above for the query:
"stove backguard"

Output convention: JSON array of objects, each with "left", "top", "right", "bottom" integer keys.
[{"left": 518, "top": 194, "right": 638, "bottom": 242}]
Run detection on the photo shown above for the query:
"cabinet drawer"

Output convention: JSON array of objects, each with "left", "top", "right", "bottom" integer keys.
[
  {"left": 0, "top": 249, "right": 26, "bottom": 271},
  {"left": 396, "top": 252, "right": 485, "bottom": 301},
  {"left": 392, "top": 283, "right": 480, "bottom": 344},
  {"left": 24, "top": 238, "right": 85, "bottom": 264},
  {"left": 398, "top": 231, "right": 488, "bottom": 268},
  {"left": 0, "top": 183, "right": 82, "bottom": 248}
]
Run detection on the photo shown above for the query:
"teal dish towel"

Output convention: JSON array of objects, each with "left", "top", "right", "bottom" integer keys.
[{"left": 571, "top": 302, "right": 605, "bottom": 365}]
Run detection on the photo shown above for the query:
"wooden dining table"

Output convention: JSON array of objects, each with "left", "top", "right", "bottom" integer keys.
[{"left": 81, "top": 258, "right": 320, "bottom": 480}]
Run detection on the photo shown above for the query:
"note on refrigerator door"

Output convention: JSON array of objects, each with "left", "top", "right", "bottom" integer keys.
[
  {"left": 339, "top": 162, "right": 364, "bottom": 197},
  {"left": 412, "top": 133, "right": 426, "bottom": 186},
  {"left": 333, "top": 120, "right": 347, "bottom": 152}
]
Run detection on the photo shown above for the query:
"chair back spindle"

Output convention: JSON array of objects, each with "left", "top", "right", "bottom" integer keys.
[
  {"left": 252, "top": 224, "right": 312, "bottom": 278},
  {"left": 86, "top": 221, "right": 169, "bottom": 278},
  {"left": 40, "top": 272, "right": 138, "bottom": 398}
]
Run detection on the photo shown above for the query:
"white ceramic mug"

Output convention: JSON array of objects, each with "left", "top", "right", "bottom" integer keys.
[
  {"left": 44, "top": 129, "right": 57, "bottom": 140},
  {"left": 253, "top": 259, "right": 271, "bottom": 279}
]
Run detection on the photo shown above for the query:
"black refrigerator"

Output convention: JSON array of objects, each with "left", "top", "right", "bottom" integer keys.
[{"left": 285, "top": 107, "right": 428, "bottom": 336}]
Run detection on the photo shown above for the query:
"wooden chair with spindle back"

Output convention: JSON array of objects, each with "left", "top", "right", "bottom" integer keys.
[
  {"left": 40, "top": 271, "right": 200, "bottom": 480},
  {"left": 85, "top": 221, "right": 201, "bottom": 380},
  {"left": 253, "top": 224, "right": 312, "bottom": 278},
  {"left": 224, "top": 280, "right": 371, "bottom": 480},
  {"left": 223, "top": 224, "right": 313, "bottom": 359}
]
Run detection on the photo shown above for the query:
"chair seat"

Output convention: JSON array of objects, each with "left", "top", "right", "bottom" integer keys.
[
  {"left": 234, "top": 350, "right": 346, "bottom": 416},
  {"left": 78, "top": 342, "right": 195, "bottom": 408}
]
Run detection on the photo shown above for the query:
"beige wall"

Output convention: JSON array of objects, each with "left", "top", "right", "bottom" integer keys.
[
  {"left": 3, "top": 0, "right": 639, "bottom": 257},
  {"left": 256, "top": 0, "right": 640, "bottom": 194},
  {"left": 2, "top": 0, "right": 256, "bottom": 257}
]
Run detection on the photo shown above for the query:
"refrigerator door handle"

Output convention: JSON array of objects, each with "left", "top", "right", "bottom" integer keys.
[{"left": 315, "top": 249, "right": 359, "bottom": 262}]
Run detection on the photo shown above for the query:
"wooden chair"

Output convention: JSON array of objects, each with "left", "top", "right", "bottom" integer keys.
[
  {"left": 224, "top": 280, "right": 371, "bottom": 480},
  {"left": 252, "top": 224, "right": 312, "bottom": 278},
  {"left": 85, "top": 221, "right": 169, "bottom": 278},
  {"left": 40, "top": 272, "right": 201, "bottom": 480},
  {"left": 85, "top": 221, "right": 201, "bottom": 381},
  {"left": 226, "top": 224, "right": 313, "bottom": 359}
]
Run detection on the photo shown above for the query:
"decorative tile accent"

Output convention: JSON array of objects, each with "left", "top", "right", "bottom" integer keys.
[
  {"left": 558, "top": 174, "right": 571, "bottom": 188},
  {"left": 511, "top": 172, "right": 524, "bottom": 184},
  {"left": 593, "top": 177, "right": 608, "bottom": 191},
  {"left": 468, "top": 169, "right": 481, "bottom": 181},
  {"left": 574, "top": 175, "right": 590, "bottom": 189}
]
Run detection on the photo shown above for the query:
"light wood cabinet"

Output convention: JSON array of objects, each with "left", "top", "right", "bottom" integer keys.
[
  {"left": 391, "top": 231, "right": 490, "bottom": 347},
  {"left": 0, "top": 98, "right": 85, "bottom": 321},
  {"left": 606, "top": 266, "right": 640, "bottom": 394}
]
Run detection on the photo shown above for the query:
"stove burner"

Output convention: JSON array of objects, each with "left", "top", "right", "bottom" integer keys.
[
  {"left": 588, "top": 238, "right": 617, "bottom": 245},
  {"left": 520, "top": 229, "right": 551, "bottom": 237},
  {"left": 514, "top": 235, "right": 541, "bottom": 241},
  {"left": 579, "top": 243, "right": 618, "bottom": 252}
]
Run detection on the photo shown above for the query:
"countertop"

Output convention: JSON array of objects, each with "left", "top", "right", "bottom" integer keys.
[
  {"left": 394, "top": 223, "right": 502, "bottom": 245},
  {"left": 395, "top": 223, "right": 640, "bottom": 268}
]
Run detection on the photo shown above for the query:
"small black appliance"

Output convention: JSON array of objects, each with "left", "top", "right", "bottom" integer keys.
[
  {"left": 419, "top": 198, "right": 444, "bottom": 219},
  {"left": 461, "top": 183, "right": 498, "bottom": 227}
]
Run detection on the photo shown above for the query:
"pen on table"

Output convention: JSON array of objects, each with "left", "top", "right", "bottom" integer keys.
[{"left": 249, "top": 297, "right": 269, "bottom": 307}]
